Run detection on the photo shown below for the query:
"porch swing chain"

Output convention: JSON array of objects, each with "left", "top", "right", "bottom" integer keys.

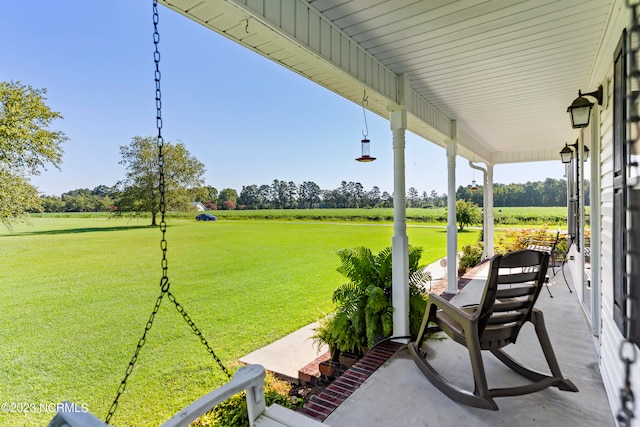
[
  {"left": 105, "top": 2, "right": 230, "bottom": 423},
  {"left": 619, "top": 3, "right": 640, "bottom": 426},
  {"left": 151, "top": 0, "right": 230, "bottom": 383}
]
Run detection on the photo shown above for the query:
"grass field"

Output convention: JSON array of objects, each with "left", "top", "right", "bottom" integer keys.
[
  {"left": 32, "top": 206, "right": 573, "bottom": 225},
  {"left": 204, "top": 206, "right": 570, "bottom": 224},
  {"left": 0, "top": 217, "right": 480, "bottom": 426}
]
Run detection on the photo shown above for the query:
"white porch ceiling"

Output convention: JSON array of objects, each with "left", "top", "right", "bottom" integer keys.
[{"left": 159, "top": 0, "right": 614, "bottom": 164}]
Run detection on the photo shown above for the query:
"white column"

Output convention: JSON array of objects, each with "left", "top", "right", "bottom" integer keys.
[
  {"left": 589, "top": 106, "right": 601, "bottom": 336},
  {"left": 391, "top": 107, "right": 409, "bottom": 338},
  {"left": 578, "top": 135, "right": 586, "bottom": 308},
  {"left": 469, "top": 160, "right": 492, "bottom": 260},
  {"left": 486, "top": 163, "right": 495, "bottom": 258},
  {"left": 446, "top": 137, "right": 458, "bottom": 294}
]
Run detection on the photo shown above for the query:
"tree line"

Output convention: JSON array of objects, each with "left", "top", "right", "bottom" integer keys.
[
  {"left": 1, "top": 79, "right": 575, "bottom": 228},
  {"left": 38, "top": 177, "right": 573, "bottom": 213},
  {"left": 455, "top": 178, "right": 588, "bottom": 207},
  {"left": 38, "top": 180, "right": 443, "bottom": 212}
]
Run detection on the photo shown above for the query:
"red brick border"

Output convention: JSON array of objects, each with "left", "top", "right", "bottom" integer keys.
[{"left": 298, "top": 341, "right": 402, "bottom": 422}]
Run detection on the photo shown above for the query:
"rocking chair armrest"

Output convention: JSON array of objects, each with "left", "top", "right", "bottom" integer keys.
[{"left": 428, "top": 293, "right": 477, "bottom": 326}]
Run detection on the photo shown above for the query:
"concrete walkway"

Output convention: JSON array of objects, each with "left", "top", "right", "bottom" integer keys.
[{"left": 239, "top": 322, "right": 327, "bottom": 382}]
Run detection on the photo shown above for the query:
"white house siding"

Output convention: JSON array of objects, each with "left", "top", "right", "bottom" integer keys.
[{"left": 591, "top": 1, "right": 639, "bottom": 423}]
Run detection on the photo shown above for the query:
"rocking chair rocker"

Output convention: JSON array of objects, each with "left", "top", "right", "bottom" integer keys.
[{"left": 408, "top": 249, "right": 578, "bottom": 410}]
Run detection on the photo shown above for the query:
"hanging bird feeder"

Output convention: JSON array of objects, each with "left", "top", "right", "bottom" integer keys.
[
  {"left": 356, "top": 91, "right": 376, "bottom": 162},
  {"left": 470, "top": 165, "right": 478, "bottom": 190},
  {"left": 357, "top": 138, "right": 375, "bottom": 162}
]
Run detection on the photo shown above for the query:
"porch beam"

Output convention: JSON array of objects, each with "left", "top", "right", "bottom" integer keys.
[
  {"left": 491, "top": 148, "right": 566, "bottom": 163},
  {"left": 159, "top": 0, "right": 455, "bottom": 145}
]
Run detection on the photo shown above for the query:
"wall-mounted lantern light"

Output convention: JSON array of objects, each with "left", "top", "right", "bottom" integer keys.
[
  {"left": 567, "top": 85, "right": 603, "bottom": 128},
  {"left": 560, "top": 141, "right": 590, "bottom": 163},
  {"left": 559, "top": 140, "right": 589, "bottom": 249},
  {"left": 560, "top": 144, "right": 574, "bottom": 163}
]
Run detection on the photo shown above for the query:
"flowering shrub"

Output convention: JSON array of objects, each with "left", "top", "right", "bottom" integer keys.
[
  {"left": 495, "top": 225, "right": 569, "bottom": 263},
  {"left": 222, "top": 200, "right": 236, "bottom": 210}
]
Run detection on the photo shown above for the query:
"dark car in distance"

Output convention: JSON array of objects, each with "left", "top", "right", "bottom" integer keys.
[{"left": 195, "top": 213, "right": 217, "bottom": 221}]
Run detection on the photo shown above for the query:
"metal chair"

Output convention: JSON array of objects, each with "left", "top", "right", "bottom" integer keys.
[{"left": 525, "top": 229, "right": 571, "bottom": 297}]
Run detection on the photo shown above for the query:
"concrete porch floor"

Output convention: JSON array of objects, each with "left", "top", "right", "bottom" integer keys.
[{"left": 324, "top": 265, "right": 616, "bottom": 427}]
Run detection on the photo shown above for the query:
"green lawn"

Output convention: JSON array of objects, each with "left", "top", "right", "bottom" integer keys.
[
  {"left": 33, "top": 206, "right": 570, "bottom": 226},
  {"left": 0, "top": 217, "right": 479, "bottom": 426}
]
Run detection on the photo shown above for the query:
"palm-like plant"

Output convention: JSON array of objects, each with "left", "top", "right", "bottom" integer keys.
[{"left": 315, "top": 246, "right": 430, "bottom": 355}]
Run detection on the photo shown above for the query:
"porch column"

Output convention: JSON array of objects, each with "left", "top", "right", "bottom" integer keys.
[
  {"left": 469, "top": 160, "right": 494, "bottom": 260},
  {"left": 589, "top": 106, "right": 601, "bottom": 336},
  {"left": 390, "top": 107, "right": 409, "bottom": 338},
  {"left": 446, "top": 133, "right": 458, "bottom": 294},
  {"left": 486, "top": 163, "right": 495, "bottom": 258}
]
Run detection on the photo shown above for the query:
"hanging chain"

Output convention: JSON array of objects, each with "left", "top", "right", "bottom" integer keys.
[
  {"left": 105, "top": 2, "right": 230, "bottom": 422},
  {"left": 105, "top": 292, "right": 166, "bottom": 423},
  {"left": 167, "top": 291, "right": 231, "bottom": 378},
  {"left": 620, "top": 3, "right": 640, "bottom": 426},
  {"left": 618, "top": 339, "right": 637, "bottom": 426},
  {"left": 155, "top": 2, "right": 169, "bottom": 293},
  {"left": 151, "top": 0, "right": 229, "bottom": 379},
  {"left": 104, "top": 3, "right": 167, "bottom": 422}
]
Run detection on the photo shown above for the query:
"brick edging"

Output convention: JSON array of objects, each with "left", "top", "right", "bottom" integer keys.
[{"left": 298, "top": 341, "right": 402, "bottom": 422}]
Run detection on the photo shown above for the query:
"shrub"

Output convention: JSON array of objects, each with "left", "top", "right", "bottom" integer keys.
[
  {"left": 313, "top": 246, "right": 431, "bottom": 355},
  {"left": 191, "top": 371, "right": 300, "bottom": 427},
  {"left": 458, "top": 243, "right": 483, "bottom": 275}
]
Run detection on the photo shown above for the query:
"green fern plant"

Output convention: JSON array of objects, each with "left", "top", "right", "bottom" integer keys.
[{"left": 315, "top": 246, "right": 430, "bottom": 355}]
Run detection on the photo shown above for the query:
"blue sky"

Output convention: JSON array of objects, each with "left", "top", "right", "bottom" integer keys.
[{"left": 1, "top": 1, "right": 566, "bottom": 197}]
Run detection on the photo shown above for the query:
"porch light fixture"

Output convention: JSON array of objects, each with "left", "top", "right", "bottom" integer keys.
[
  {"left": 559, "top": 140, "right": 589, "bottom": 249},
  {"left": 567, "top": 85, "right": 603, "bottom": 128},
  {"left": 560, "top": 145, "right": 574, "bottom": 163},
  {"left": 356, "top": 91, "right": 376, "bottom": 162},
  {"left": 560, "top": 141, "right": 590, "bottom": 163}
]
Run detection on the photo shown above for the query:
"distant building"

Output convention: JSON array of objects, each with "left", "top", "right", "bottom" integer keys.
[{"left": 190, "top": 202, "right": 205, "bottom": 211}]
